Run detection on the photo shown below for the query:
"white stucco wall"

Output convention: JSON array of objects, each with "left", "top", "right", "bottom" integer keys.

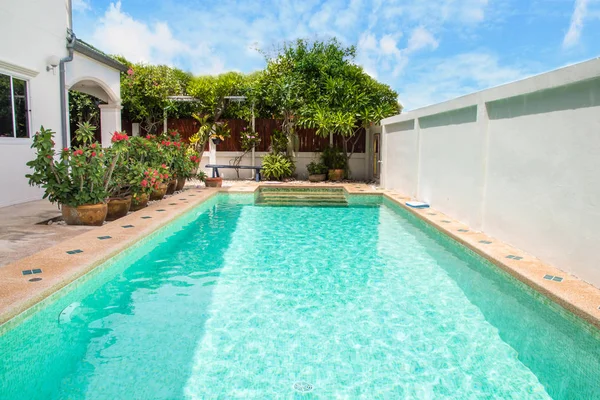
[
  {"left": 66, "top": 53, "right": 121, "bottom": 104},
  {"left": 381, "top": 57, "right": 600, "bottom": 288},
  {"left": 199, "top": 151, "right": 368, "bottom": 181},
  {"left": 0, "top": 0, "right": 70, "bottom": 206}
]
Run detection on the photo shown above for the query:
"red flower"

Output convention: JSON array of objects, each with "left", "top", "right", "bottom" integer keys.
[
  {"left": 91, "top": 151, "right": 96, "bottom": 157},
  {"left": 127, "top": 68, "right": 134, "bottom": 76},
  {"left": 169, "top": 130, "right": 178, "bottom": 136},
  {"left": 46, "top": 155, "right": 52, "bottom": 159},
  {"left": 161, "top": 164, "right": 167, "bottom": 169},
  {"left": 91, "top": 143, "right": 97, "bottom": 149},
  {"left": 63, "top": 147, "right": 69, "bottom": 152},
  {"left": 141, "top": 179, "right": 148, "bottom": 187},
  {"left": 111, "top": 132, "right": 129, "bottom": 143}
]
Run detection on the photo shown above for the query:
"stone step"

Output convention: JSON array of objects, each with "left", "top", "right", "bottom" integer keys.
[
  {"left": 260, "top": 190, "right": 345, "bottom": 196},
  {"left": 259, "top": 194, "right": 346, "bottom": 200},
  {"left": 256, "top": 197, "right": 348, "bottom": 204},
  {"left": 256, "top": 188, "right": 349, "bottom": 207},
  {"left": 255, "top": 201, "right": 348, "bottom": 207}
]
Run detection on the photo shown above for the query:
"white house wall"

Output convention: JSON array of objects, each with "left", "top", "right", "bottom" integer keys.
[
  {"left": 0, "top": 0, "right": 69, "bottom": 207},
  {"left": 380, "top": 57, "right": 600, "bottom": 288}
]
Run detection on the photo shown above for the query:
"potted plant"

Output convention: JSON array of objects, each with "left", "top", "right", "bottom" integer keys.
[
  {"left": 204, "top": 176, "right": 223, "bottom": 187},
  {"left": 157, "top": 131, "right": 180, "bottom": 194},
  {"left": 320, "top": 146, "right": 346, "bottom": 182},
  {"left": 210, "top": 122, "right": 230, "bottom": 145},
  {"left": 149, "top": 163, "right": 170, "bottom": 200},
  {"left": 104, "top": 134, "right": 136, "bottom": 221},
  {"left": 307, "top": 161, "right": 328, "bottom": 182},
  {"left": 176, "top": 151, "right": 201, "bottom": 191},
  {"left": 26, "top": 123, "right": 124, "bottom": 226}
]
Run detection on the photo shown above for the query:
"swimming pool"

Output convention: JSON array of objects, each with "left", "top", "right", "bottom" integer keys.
[{"left": 1, "top": 194, "right": 599, "bottom": 399}]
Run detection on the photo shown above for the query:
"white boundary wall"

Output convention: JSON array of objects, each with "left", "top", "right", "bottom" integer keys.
[
  {"left": 381, "top": 57, "right": 600, "bottom": 287},
  {"left": 199, "top": 151, "right": 368, "bottom": 180}
]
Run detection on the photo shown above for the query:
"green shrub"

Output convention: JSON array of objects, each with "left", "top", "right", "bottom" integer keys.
[
  {"left": 270, "top": 129, "right": 288, "bottom": 155},
  {"left": 262, "top": 153, "right": 294, "bottom": 180},
  {"left": 307, "top": 161, "right": 328, "bottom": 175},
  {"left": 320, "top": 146, "right": 346, "bottom": 170}
]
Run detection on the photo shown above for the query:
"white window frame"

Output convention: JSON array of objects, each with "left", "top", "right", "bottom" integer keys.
[{"left": 0, "top": 70, "right": 31, "bottom": 140}]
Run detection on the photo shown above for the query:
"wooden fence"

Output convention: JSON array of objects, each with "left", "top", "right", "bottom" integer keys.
[{"left": 122, "top": 118, "right": 366, "bottom": 153}]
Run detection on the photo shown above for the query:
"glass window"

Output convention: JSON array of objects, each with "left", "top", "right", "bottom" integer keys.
[
  {"left": 0, "top": 74, "right": 12, "bottom": 138},
  {"left": 0, "top": 72, "right": 29, "bottom": 138}
]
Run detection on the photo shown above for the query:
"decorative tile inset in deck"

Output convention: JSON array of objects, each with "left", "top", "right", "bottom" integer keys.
[
  {"left": 29, "top": 278, "right": 42, "bottom": 282},
  {"left": 189, "top": 194, "right": 196, "bottom": 197},
  {"left": 141, "top": 216, "right": 152, "bottom": 219},
  {"left": 66, "top": 249, "right": 83, "bottom": 255},
  {"left": 506, "top": 255, "right": 523, "bottom": 260},
  {"left": 441, "top": 220, "right": 451, "bottom": 223},
  {"left": 458, "top": 229, "right": 469, "bottom": 233},
  {"left": 479, "top": 240, "right": 493, "bottom": 244},
  {"left": 543, "top": 274, "right": 563, "bottom": 282},
  {"left": 122, "top": 225, "right": 135, "bottom": 229},
  {"left": 428, "top": 213, "right": 437, "bottom": 216},
  {"left": 32, "top": 269, "right": 42, "bottom": 274},
  {"left": 97, "top": 236, "right": 112, "bottom": 240},
  {"left": 156, "top": 209, "right": 166, "bottom": 212},
  {"left": 179, "top": 198, "right": 186, "bottom": 200},
  {"left": 22, "top": 270, "right": 32, "bottom": 276},
  {"left": 169, "top": 203, "right": 178, "bottom": 206}
]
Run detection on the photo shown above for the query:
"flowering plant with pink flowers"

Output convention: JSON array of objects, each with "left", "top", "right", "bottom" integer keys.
[{"left": 240, "top": 127, "right": 261, "bottom": 152}]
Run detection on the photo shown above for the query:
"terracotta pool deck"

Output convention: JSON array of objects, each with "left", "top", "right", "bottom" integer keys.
[{"left": 0, "top": 181, "right": 599, "bottom": 332}]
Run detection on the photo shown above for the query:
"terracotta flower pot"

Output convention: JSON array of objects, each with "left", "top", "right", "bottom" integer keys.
[
  {"left": 61, "top": 203, "right": 107, "bottom": 226},
  {"left": 106, "top": 196, "right": 132, "bottom": 221},
  {"left": 150, "top": 183, "right": 168, "bottom": 200},
  {"left": 205, "top": 177, "right": 223, "bottom": 187},
  {"left": 166, "top": 179, "right": 177, "bottom": 195},
  {"left": 130, "top": 193, "right": 149, "bottom": 211},
  {"left": 308, "top": 174, "right": 326, "bottom": 182},
  {"left": 176, "top": 177, "right": 186, "bottom": 191},
  {"left": 328, "top": 169, "right": 344, "bottom": 181}
]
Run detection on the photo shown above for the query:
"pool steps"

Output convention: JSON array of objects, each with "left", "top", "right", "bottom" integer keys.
[{"left": 256, "top": 188, "right": 348, "bottom": 207}]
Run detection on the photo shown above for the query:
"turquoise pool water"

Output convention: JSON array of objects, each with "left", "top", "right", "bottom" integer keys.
[{"left": 1, "top": 194, "right": 599, "bottom": 399}]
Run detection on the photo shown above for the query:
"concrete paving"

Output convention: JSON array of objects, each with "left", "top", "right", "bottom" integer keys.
[{"left": 0, "top": 199, "right": 94, "bottom": 268}]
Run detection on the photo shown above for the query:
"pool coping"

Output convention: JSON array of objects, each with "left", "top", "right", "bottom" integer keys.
[
  {"left": 0, "top": 188, "right": 219, "bottom": 326},
  {"left": 381, "top": 191, "right": 600, "bottom": 330},
  {"left": 1, "top": 183, "right": 599, "bottom": 332}
]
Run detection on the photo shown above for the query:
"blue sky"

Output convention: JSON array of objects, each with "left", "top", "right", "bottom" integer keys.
[{"left": 72, "top": 0, "right": 600, "bottom": 110}]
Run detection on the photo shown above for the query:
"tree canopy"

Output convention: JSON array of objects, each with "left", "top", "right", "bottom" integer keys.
[
  {"left": 116, "top": 56, "right": 193, "bottom": 133},
  {"left": 113, "top": 38, "right": 401, "bottom": 167}
]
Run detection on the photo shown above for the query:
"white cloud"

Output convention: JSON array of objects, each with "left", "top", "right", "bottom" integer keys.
[
  {"left": 398, "top": 52, "right": 528, "bottom": 110},
  {"left": 563, "top": 0, "right": 589, "bottom": 47},
  {"left": 407, "top": 27, "right": 439, "bottom": 52},
  {"left": 90, "top": 1, "right": 225, "bottom": 73},
  {"left": 72, "top": 0, "right": 90, "bottom": 12},
  {"left": 380, "top": 35, "right": 401, "bottom": 55},
  {"left": 383, "top": 0, "right": 489, "bottom": 25},
  {"left": 357, "top": 27, "right": 437, "bottom": 78}
]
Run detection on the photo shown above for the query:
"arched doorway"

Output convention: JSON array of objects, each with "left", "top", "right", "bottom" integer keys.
[{"left": 67, "top": 76, "right": 122, "bottom": 147}]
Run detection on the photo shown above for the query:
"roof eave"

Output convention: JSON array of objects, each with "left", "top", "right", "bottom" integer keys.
[{"left": 73, "top": 40, "right": 128, "bottom": 73}]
